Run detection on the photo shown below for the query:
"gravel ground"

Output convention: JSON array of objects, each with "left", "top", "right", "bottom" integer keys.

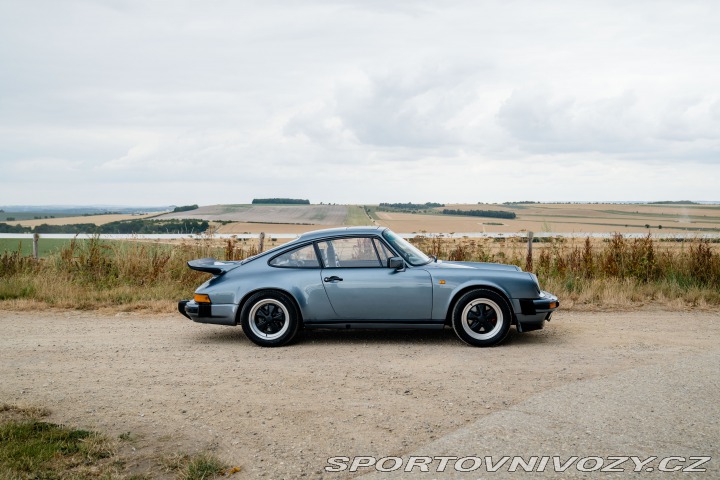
[{"left": 1, "top": 309, "right": 718, "bottom": 478}]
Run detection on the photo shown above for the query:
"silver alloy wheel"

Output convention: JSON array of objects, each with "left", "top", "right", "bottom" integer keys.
[
  {"left": 460, "top": 298, "right": 503, "bottom": 340},
  {"left": 248, "top": 299, "right": 290, "bottom": 340}
]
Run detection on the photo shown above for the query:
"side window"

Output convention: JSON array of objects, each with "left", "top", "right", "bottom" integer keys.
[
  {"left": 321, "top": 237, "right": 382, "bottom": 268},
  {"left": 374, "top": 239, "right": 395, "bottom": 264},
  {"left": 269, "top": 244, "right": 320, "bottom": 268}
]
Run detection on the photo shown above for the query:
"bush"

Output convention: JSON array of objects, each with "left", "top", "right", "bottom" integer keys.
[{"left": 173, "top": 204, "right": 199, "bottom": 212}]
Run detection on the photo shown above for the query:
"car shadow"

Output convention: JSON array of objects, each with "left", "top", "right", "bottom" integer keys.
[
  {"left": 189, "top": 325, "right": 551, "bottom": 347},
  {"left": 188, "top": 327, "right": 250, "bottom": 345},
  {"left": 299, "top": 327, "right": 462, "bottom": 346}
]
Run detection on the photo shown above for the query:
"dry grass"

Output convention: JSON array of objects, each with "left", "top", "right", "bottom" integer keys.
[
  {"left": 409, "top": 235, "right": 720, "bottom": 309},
  {"left": 160, "top": 452, "right": 229, "bottom": 480},
  {"left": 0, "top": 404, "right": 51, "bottom": 423},
  {"left": 1, "top": 235, "right": 718, "bottom": 312},
  {"left": 0, "top": 236, "right": 259, "bottom": 312}
]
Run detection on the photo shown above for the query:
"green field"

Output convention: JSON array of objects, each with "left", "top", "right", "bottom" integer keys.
[
  {"left": 0, "top": 238, "right": 75, "bottom": 257},
  {"left": 344, "top": 205, "right": 373, "bottom": 225},
  {"left": 0, "top": 238, "right": 171, "bottom": 259}
]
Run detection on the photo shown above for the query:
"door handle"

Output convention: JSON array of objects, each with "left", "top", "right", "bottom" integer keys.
[{"left": 323, "top": 276, "right": 343, "bottom": 282}]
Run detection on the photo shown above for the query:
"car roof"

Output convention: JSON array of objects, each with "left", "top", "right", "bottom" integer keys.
[{"left": 297, "top": 226, "right": 386, "bottom": 242}]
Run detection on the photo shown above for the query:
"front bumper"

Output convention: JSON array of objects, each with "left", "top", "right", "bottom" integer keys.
[
  {"left": 514, "top": 291, "right": 560, "bottom": 333},
  {"left": 178, "top": 299, "right": 238, "bottom": 326}
]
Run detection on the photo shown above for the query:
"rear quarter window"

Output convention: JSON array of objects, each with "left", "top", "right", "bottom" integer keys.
[{"left": 269, "top": 244, "right": 320, "bottom": 268}]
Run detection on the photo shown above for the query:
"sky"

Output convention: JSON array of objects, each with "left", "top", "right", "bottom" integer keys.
[{"left": 1, "top": 0, "right": 719, "bottom": 206}]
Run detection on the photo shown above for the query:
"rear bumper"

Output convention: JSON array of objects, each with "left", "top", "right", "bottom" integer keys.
[
  {"left": 514, "top": 291, "right": 560, "bottom": 333},
  {"left": 178, "top": 300, "right": 238, "bottom": 326}
]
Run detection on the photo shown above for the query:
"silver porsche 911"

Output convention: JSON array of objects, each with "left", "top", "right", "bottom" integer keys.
[{"left": 178, "top": 226, "right": 559, "bottom": 347}]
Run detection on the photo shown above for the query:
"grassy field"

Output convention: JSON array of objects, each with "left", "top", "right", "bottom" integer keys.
[
  {"left": 1, "top": 202, "right": 718, "bottom": 313},
  {"left": 4, "top": 203, "right": 719, "bottom": 234},
  {"left": 11, "top": 213, "right": 157, "bottom": 228},
  {"left": 159, "top": 202, "right": 720, "bottom": 234},
  {"left": 344, "top": 205, "right": 373, "bottom": 226},
  {"left": 0, "top": 238, "right": 77, "bottom": 257},
  {"left": 372, "top": 202, "right": 720, "bottom": 234},
  {"left": 157, "top": 204, "right": 349, "bottom": 226}
]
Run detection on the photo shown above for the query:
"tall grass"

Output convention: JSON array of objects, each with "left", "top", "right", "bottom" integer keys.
[
  {"left": 409, "top": 234, "right": 720, "bottom": 309},
  {"left": 0, "top": 234, "right": 718, "bottom": 311},
  {"left": 0, "top": 237, "right": 257, "bottom": 310}
]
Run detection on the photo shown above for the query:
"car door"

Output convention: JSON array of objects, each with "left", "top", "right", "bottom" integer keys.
[{"left": 318, "top": 236, "right": 432, "bottom": 321}]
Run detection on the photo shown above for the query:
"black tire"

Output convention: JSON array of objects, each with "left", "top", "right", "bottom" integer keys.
[
  {"left": 451, "top": 289, "right": 512, "bottom": 347},
  {"left": 240, "top": 291, "right": 300, "bottom": 347}
]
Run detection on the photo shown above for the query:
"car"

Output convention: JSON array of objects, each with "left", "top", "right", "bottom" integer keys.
[{"left": 178, "top": 226, "right": 559, "bottom": 347}]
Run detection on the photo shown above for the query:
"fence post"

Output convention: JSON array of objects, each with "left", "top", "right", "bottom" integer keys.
[
  {"left": 525, "top": 231, "right": 533, "bottom": 272},
  {"left": 32, "top": 233, "right": 39, "bottom": 260},
  {"left": 258, "top": 232, "right": 265, "bottom": 253}
]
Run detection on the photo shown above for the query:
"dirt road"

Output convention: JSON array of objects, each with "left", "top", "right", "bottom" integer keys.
[{"left": 1, "top": 310, "right": 718, "bottom": 478}]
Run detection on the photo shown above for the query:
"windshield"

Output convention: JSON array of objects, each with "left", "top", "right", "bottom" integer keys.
[{"left": 382, "top": 230, "right": 432, "bottom": 266}]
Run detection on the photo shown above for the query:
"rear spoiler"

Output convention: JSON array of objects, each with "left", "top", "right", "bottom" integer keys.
[{"left": 187, "top": 258, "right": 240, "bottom": 276}]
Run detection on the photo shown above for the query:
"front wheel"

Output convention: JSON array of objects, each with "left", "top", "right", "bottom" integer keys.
[
  {"left": 240, "top": 291, "right": 300, "bottom": 347},
  {"left": 452, "top": 289, "right": 512, "bottom": 347}
]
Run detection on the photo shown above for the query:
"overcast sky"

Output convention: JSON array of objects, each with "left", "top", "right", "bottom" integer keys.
[{"left": 1, "top": 0, "right": 719, "bottom": 206}]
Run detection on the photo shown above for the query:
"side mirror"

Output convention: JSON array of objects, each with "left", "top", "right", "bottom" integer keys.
[{"left": 387, "top": 257, "right": 404, "bottom": 270}]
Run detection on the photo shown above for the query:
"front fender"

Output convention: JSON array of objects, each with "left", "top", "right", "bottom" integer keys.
[
  {"left": 431, "top": 278, "right": 513, "bottom": 320},
  {"left": 429, "top": 270, "right": 539, "bottom": 321}
]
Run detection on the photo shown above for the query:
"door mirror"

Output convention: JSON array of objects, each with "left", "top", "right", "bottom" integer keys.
[{"left": 387, "top": 257, "right": 404, "bottom": 270}]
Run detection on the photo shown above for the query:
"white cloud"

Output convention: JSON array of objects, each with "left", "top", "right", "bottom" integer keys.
[
  {"left": 496, "top": 86, "right": 720, "bottom": 161},
  {"left": 1, "top": 0, "right": 719, "bottom": 205}
]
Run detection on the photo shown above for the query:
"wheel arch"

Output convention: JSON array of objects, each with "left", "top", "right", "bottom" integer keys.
[
  {"left": 445, "top": 284, "right": 514, "bottom": 325},
  {"left": 236, "top": 288, "right": 305, "bottom": 325}
]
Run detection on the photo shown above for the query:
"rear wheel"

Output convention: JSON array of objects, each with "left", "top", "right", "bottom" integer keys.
[
  {"left": 241, "top": 291, "right": 300, "bottom": 347},
  {"left": 452, "top": 289, "right": 512, "bottom": 347}
]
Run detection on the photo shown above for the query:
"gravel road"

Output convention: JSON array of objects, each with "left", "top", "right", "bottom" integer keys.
[{"left": 1, "top": 309, "right": 718, "bottom": 478}]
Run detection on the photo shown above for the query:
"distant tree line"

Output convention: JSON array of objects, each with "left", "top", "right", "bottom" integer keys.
[
  {"left": 0, "top": 219, "right": 209, "bottom": 234},
  {"left": 252, "top": 198, "right": 310, "bottom": 205},
  {"left": 442, "top": 209, "right": 516, "bottom": 219},
  {"left": 172, "top": 204, "right": 199, "bottom": 212},
  {"left": 0, "top": 223, "right": 29, "bottom": 233},
  {"left": 378, "top": 202, "right": 444, "bottom": 211}
]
